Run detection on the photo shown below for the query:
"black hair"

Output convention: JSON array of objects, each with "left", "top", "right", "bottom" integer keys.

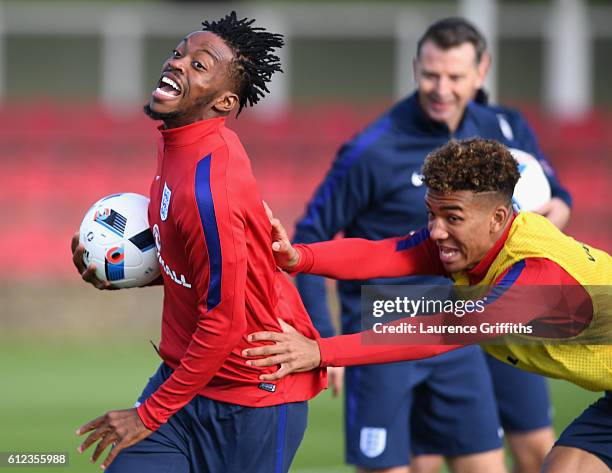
[
  {"left": 417, "top": 17, "right": 487, "bottom": 63},
  {"left": 202, "top": 11, "right": 284, "bottom": 115}
]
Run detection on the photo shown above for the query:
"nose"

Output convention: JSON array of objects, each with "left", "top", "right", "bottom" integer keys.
[
  {"left": 166, "top": 57, "right": 186, "bottom": 74},
  {"left": 434, "top": 76, "right": 450, "bottom": 98},
  {"left": 428, "top": 218, "right": 448, "bottom": 241}
]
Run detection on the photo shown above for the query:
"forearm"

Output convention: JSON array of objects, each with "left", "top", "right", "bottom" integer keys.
[
  {"left": 294, "top": 230, "right": 440, "bottom": 280},
  {"left": 137, "top": 314, "right": 244, "bottom": 430},
  {"left": 317, "top": 334, "right": 462, "bottom": 367}
]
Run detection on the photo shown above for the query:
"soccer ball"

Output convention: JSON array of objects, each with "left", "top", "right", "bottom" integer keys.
[
  {"left": 510, "top": 148, "right": 551, "bottom": 211},
  {"left": 79, "top": 193, "right": 160, "bottom": 288}
]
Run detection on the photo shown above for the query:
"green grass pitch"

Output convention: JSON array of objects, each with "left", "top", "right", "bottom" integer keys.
[{"left": 0, "top": 338, "right": 601, "bottom": 472}]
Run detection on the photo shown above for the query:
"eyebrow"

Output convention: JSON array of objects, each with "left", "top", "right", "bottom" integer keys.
[
  {"left": 425, "top": 202, "right": 464, "bottom": 212},
  {"left": 194, "top": 48, "right": 221, "bottom": 63},
  {"left": 179, "top": 36, "right": 224, "bottom": 63},
  {"left": 439, "top": 205, "right": 464, "bottom": 211}
]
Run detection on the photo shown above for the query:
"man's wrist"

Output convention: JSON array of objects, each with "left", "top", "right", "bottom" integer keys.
[
  {"left": 136, "top": 401, "right": 161, "bottom": 432},
  {"left": 316, "top": 337, "right": 332, "bottom": 368},
  {"left": 290, "top": 245, "right": 314, "bottom": 275}
]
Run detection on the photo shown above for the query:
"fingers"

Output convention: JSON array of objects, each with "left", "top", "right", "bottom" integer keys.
[
  {"left": 72, "top": 242, "right": 87, "bottom": 274},
  {"left": 71, "top": 230, "right": 115, "bottom": 290},
  {"left": 76, "top": 416, "right": 109, "bottom": 457},
  {"left": 70, "top": 231, "right": 80, "bottom": 254},
  {"left": 262, "top": 200, "right": 274, "bottom": 221},
  {"left": 78, "top": 427, "right": 107, "bottom": 455},
  {"left": 271, "top": 239, "right": 292, "bottom": 254},
  {"left": 81, "top": 266, "right": 113, "bottom": 290},
  {"left": 258, "top": 366, "right": 292, "bottom": 381},
  {"left": 76, "top": 416, "right": 105, "bottom": 437},
  {"left": 81, "top": 265, "right": 97, "bottom": 283},
  {"left": 270, "top": 221, "right": 289, "bottom": 247},
  {"left": 243, "top": 342, "right": 287, "bottom": 358},
  {"left": 533, "top": 198, "right": 570, "bottom": 229},
  {"left": 101, "top": 442, "right": 125, "bottom": 470},
  {"left": 268, "top": 213, "right": 288, "bottom": 239},
  {"left": 76, "top": 409, "right": 151, "bottom": 470},
  {"left": 246, "top": 331, "right": 286, "bottom": 344},
  {"left": 248, "top": 354, "right": 293, "bottom": 368},
  {"left": 78, "top": 258, "right": 114, "bottom": 290},
  {"left": 277, "top": 318, "right": 298, "bottom": 334},
  {"left": 91, "top": 432, "right": 116, "bottom": 463},
  {"left": 534, "top": 201, "right": 552, "bottom": 215},
  {"left": 328, "top": 367, "right": 345, "bottom": 398}
]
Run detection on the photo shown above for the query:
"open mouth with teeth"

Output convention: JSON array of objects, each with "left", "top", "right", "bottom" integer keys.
[
  {"left": 438, "top": 245, "right": 460, "bottom": 265},
  {"left": 154, "top": 76, "right": 182, "bottom": 99}
]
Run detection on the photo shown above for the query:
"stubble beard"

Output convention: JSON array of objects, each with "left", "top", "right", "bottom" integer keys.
[
  {"left": 143, "top": 104, "right": 180, "bottom": 122},
  {"left": 143, "top": 91, "right": 221, "bottom": 128}
]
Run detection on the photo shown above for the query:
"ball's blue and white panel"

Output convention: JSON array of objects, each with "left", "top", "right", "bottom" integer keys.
[
  {"left": 104, "top": 246, "right": 125, "bottom": 281},
  {"left": 129, "top": 228, "right": 156, "bottom": 252},
  {"left": 509, "top": 148, "right": 551, "bottom": 211},
  {"left": 93, "top": 208, "right": 127, "bottom": 237},
  {"left": 78, "top": 192, "right": 160, "bottom": 288}
]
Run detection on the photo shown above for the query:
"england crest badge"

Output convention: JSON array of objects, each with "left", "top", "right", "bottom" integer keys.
[
  {"left": 160, "top": 182, "right": 171, "bottom": 221},
  {"left": 359, "top": 427, "right": 387, "bottom": 458}
]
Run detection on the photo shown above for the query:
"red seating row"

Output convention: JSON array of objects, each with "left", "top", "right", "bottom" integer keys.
[{"left": 0, "top": 102, "right": 609, "bottom": 280}]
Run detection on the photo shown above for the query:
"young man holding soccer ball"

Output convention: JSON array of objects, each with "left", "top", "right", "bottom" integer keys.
[{"left": 71, "top": 12, "right": 326, "bottom": 472}]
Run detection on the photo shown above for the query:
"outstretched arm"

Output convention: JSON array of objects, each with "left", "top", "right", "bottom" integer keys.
[
  {"left": 266, "top": 204, "right": 444, "bottom": 280},
  {"left": 292, "top": 228, "right": 443, "bottom": 280},
  {"left": 244, "top": 258, "right": 593, "bottom": 378},
  {"left": 242, "top": 321, "right": 461, "bottom": 381}
]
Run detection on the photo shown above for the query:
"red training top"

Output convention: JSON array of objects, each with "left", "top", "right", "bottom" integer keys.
[
  {"left": 292, "top": 220, "right": 592, "bottom": 367},
  {"left": 137, "top": 117, "right": 326, "bottom": 431}
]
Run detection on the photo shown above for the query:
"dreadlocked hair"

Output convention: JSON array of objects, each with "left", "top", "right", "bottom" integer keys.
[
  {"left": 202, "top": 11, "right": 284, "bottom": 115},
  {"left": 422, "top": 138, "right": 520, "bottom": 202}
]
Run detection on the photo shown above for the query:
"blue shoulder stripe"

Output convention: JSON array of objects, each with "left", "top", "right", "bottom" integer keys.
[
  {"left": 300, "top": 115, "right": 393, "bottom": 228},
  {"left": 195, "top": 154, "right": 222, "bottom": 311},
  {"left": 483, "top": 260, "right": 526, "bottom": 306},
  {"left": 396, "top": 227, "right": 430, "bottom": 251}
]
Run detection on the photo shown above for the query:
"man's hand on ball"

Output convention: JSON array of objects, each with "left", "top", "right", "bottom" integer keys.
[
  {"left": 535, "top": 197, "right": 571, "bottom": 230},
  {"left": 70, "top": 231, "right": 114, "bottom": 290},
  {"left": 262, "top": 202, "right": 300, "bottom": 272}
]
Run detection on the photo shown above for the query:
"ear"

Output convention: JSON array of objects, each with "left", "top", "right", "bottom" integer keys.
[
  {"left": 490, "top": 202, "right": 510, "bottom": 234},
  {"left": 475, "top": 51, "right": 491, "bottom": 88},
  {"left": 412, "top": 56, "right": 419, "bottom": 81},
  {"left": 212, "top": 91, "right": 239, "bottom": 114}
]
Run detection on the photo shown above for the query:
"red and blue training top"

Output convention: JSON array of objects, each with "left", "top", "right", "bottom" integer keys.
[
  {"left": 137, "top": 117, "right": 326, "bottom": 431},
  {"left": 292, "top": 215, "right": 593, "bottom": 367}
]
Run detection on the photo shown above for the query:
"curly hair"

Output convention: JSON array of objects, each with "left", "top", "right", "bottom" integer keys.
[
  {"left": 422, "top": 138, "right": 519, "bottom": 202},
  {"left": 202, "top": 11, "right": 284, "bottom": 115}
]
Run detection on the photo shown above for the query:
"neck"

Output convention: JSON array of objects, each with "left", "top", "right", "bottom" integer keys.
[
  {"left": 446, "top": 116, "right": 460, "bottom": 134},
  {"left": 497, "top": 210, "right": 514, "bottom": 236},
  {"left": 163, "top": 109, "right": 228, "bottom": 130},
  {"left": 464, "top": 211, "right": 516, "bottom": 280}
]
